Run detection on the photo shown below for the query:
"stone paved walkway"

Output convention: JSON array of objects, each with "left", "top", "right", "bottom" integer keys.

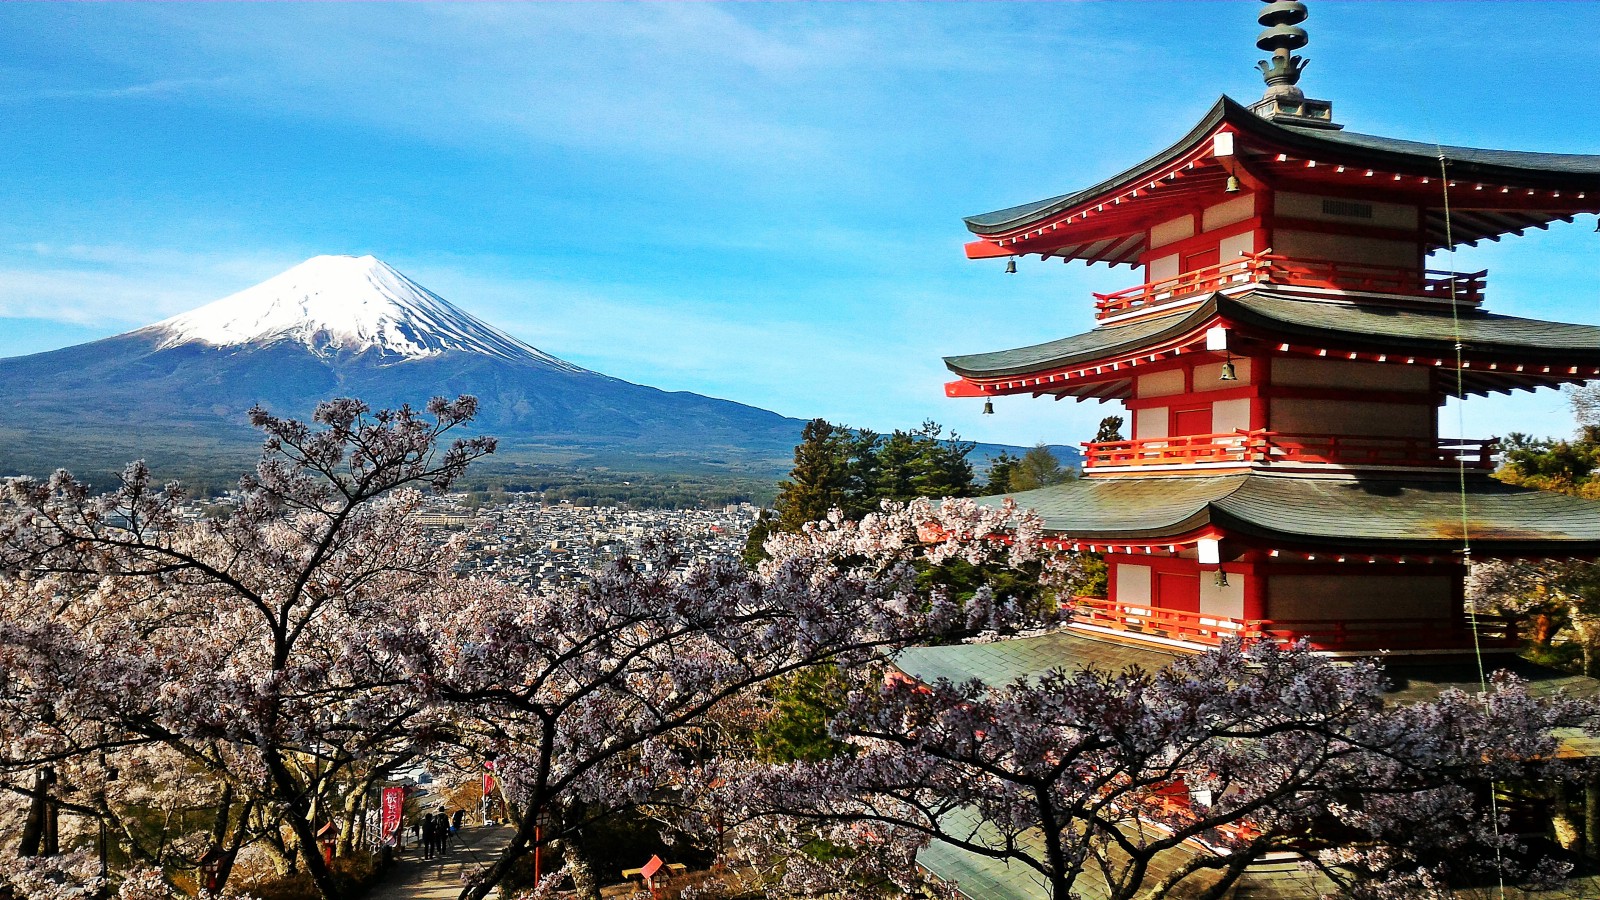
[{"left": 365, "top": 825, "right": 513, "bottom": 900}]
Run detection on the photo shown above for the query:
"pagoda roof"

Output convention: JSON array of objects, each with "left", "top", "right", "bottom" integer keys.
[
  {"left": 943, "top": 290, "right": 1600, "bottom": 398},
  {"left": 964, "top": 96, "right": 1600, "bottom": 261},
  {"left": 980, "top": 472, "right": 1600, "bottom": 556}
]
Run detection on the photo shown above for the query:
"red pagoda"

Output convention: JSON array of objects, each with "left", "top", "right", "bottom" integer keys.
[{"left": 947, "top": 1, "right": 1600, "bottom": 656}]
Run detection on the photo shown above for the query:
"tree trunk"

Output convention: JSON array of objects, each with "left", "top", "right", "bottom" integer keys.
[
  {"left": 559, "top": 825, "right": 602, "bottom": 900},
  {"left": 1586, "top": 775, "right": 1600, "bottom": 861},
  {"left": 16, "top": 770, "right": 50, "bottom": 857}
]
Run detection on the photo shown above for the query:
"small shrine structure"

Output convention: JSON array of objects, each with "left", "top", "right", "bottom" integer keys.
[{"left": 947, "top": 1, "right": 1600, "bottom": 656}]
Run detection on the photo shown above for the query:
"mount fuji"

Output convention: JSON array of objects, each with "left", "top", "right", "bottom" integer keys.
[{"left": 0, "top": 255, "right": 809, "bottom": 479}]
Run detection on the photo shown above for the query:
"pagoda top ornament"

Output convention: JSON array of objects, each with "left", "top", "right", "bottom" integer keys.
[{"left": 1249, "top": 0, "right": 1340, "bottom": 130}]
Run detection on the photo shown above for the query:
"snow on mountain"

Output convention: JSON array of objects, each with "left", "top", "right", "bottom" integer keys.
[{"left": 140, "top": 254, "right": 586, "bottom": 371}]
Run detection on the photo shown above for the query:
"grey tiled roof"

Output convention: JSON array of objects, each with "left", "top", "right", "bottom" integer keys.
[
  {"left": 894, "top": 630, "right": 1178, "bottom": 689},
  {"left": 943, "top": 291, "right": 1600, "bottom": 380},
  {"left": 982, "top": 473, "right": 1600, "bottom": 554},
  {"left": 965, "top": 96, "right": 1600, "bottom": 235}
]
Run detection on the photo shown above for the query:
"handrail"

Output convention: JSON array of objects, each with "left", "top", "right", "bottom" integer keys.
[
  {"left": 1081, "top": 430, "right": 1498, "bottom": 470},
  {"left": 1067, "top": 596, "right": 1519, "bottom": 652},
  {"left": 1092, "top": 252, "right": 1486, "bottom": 319}
]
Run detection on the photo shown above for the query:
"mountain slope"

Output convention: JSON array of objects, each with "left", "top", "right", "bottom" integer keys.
[{"left": 0, "top": 255, "right": 807, "bottom": 478}]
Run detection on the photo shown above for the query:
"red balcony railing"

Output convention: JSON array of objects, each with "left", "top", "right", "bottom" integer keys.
[
  {"left": 1092, "top": 251, "right": 1487, "bottom": 319},
  {"left": 1082, "top": 430, "right": 1498, "bottom": 470},
  {"left": 1068, "top": 596, "right": 1519, "bottom": 653}
]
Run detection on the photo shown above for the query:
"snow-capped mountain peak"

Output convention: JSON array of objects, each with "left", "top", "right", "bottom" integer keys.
[{"left": 142, "top": 254, "right": 584, "bottom": 370}]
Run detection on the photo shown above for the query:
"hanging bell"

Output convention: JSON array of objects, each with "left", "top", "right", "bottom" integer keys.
[
  {"left": 1213, "top": 568, "right": 1229, "bottom": 588},
  {"left": 1224, "top": 173, "right": 1242, "bottom": 194},
  {"left": 1004, "top": 258, "right": 1017, "bottom": 274},
  {"left": 1219, "top": 356, "right": 1238, "bottom": 381},
  {"left": 982, "top": 399, "right": 995, "bottom": 415}
]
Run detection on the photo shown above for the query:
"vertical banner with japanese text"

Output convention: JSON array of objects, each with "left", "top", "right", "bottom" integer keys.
[{"left": 380, "top": 787, "right": 405, "bottom": 846}]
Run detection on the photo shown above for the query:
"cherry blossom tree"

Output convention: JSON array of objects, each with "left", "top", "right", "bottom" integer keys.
[
  {"left": 726, "top": 640, "right": 1595, "bottom": 900},
  {"left": 0, "top": 397, "right": 493, "bottom": 899},
  {"left": 411, "top": 497, "right": 1070, "bottom": 900}
]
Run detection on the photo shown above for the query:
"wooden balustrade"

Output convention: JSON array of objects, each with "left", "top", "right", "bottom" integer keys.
[
  {"left": 1091, "top": 252, "right": 1486, "bottom": 319},
  {"left": 1081, "top": 430, "right": 1498, "bottom": 470},
  {"left": 1067, "top": 596, "right": 1519, "bottom": 652}
]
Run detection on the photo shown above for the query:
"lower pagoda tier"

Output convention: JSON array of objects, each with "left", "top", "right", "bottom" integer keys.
[{"left": 981, "top": 472, "right": 1600, "bottom": 655}]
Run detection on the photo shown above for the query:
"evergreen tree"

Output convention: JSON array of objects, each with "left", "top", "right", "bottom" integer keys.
[
  {"left": 985, "top": 451, "right": 1020, "bottom": 495},
  {"left": 907, "top": 420, "right": 976, "bottom": 500},
  {"left": 742, "top": 508, "right": 775, "bottom": 569},
  {"left": 1008, "top": 443, "right": 1075, "bottom": 492},
  {"left": 1094, "top": 415, "right": 1126, "bottom": 443},
  {"left": 774, "top": 419, "right": 855, "bottom": 532}
]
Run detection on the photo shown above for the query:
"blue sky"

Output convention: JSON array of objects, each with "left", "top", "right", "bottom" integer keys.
[{"left": 3, "top": 2, "right": 1599, "bottom": 448}]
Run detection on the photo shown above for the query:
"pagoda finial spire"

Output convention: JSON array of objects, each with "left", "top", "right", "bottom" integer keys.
[
  {"left": 1255, "top": 1, "right": 1309, "bottom": 101},
  {"left": 1248, "top": 0, "right": 1341, "bottom": 130}
]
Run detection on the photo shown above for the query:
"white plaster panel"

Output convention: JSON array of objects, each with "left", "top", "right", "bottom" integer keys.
[
  {"left": 1117, "top": 564, "right": 1153, "bottom": 605},
  {"left": 1148, "top": 253, "right": 1180, "bottom": 282},
  {"left": 1267, "top": 574, "right": 1451, "bottom": 620},
  {"left": 1272, "top": 229, "right": 1417, "bottom": 268},
  {"left": 1203, "top": 196, "right": 1256, "bottom": 232},
  {"left": 1218, "top": 230, "right": 1256, "bottom": 262},
  {"left": 1149, "top": 215, "right": 1195, "bottom": 249},
  {"left": 1200, "top": 573, "right": 1245, "bottom": 619},
  {"left": 1274, "top": 191, "right": 1419, "bottom": 231},
  {"left": 1211, "top": 398, "right": 1252, "bottom": 434},
  {"left": 1134, "top": 406, "right": 1168, "bottom": 440},
  {"left": 1271, "top": 358, "right": 1432, "bottom": 391},
  {"left": 1270, "top": 398, "right": 1433, "bottom": 439},
  {"left": 1136, "top": 369, "right": 1186, "bottom": 398},
  {"left": 1194, "top": 358, "right": 1252, "bottom": 390}
]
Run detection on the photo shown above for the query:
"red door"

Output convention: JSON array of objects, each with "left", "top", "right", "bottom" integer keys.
[
  {"left": 1173, "top": 406, "right": 1213, "bottom": 437},
  {"left": 1156, "top": 572, "right": 1201, "bottom": 614}
]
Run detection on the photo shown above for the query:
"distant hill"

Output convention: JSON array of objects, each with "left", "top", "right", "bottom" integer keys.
[{"left": 0, "top": 254, "right": 1079, "bottom": 488}]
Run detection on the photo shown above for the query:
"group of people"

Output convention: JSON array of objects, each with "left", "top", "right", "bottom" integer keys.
[{"left": 413, "top": 808, "right": 465, "bottom": 859}]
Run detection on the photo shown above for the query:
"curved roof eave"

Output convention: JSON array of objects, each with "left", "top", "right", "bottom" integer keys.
[
  {"left": 963, "top": 97, "right": 1232, "bottom": 235},
  {"left": 965, "top": 96, "right": 1600, "bottom": 238},
  {"left": 942, "top": 298, "right": 1218, "bottom": 380}
]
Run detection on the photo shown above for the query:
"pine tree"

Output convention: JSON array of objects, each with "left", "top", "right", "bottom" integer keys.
[
  {"left": 774, "top": 419, "right": 855, "bottom": 532},
  {"left": 985, "top": 451, "right": 1019, "bottom": 494},
  {"left": 1094, "top": 415, "right": 1126, "bottom": 443},
  {"left": 1008, "top": 443, "right": 1074, "bottom": 492}
]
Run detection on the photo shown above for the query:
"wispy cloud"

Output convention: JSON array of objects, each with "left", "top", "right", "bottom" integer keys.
[
  {"left": 3, "top": 76, "right": 232, "bottom": 104},
  {"left": 0, "top": 244, "right": 298, "bottom": 328}
]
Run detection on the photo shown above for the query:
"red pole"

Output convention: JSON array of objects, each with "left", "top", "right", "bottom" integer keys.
[{"left": 534, "top": 825, "right": 541, "bottom": 884}]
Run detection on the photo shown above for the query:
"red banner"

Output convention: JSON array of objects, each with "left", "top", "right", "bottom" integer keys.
[{"left": 380, "top": 787, "right": 405, "bottom": 846}]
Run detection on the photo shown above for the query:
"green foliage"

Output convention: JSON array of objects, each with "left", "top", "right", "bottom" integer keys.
[
  {"left": 985, "top": 451, "right": 1019, "bottom": 495},
  {"left": 753, "top": 666, "right": 853, "bottom": 763},
  {"left": 743, "top": 509, "right": 775, "bottom": 569},
  {"left": 774, "top": 420, "right": 859, "bottom": 532},
  {"left": 1072, "top": 553, "right": 1109, "bottom": 599},
  {"left": 1093, "top": 416, "right": 1125, "bottom": 443},
  {"left": 1007, "top": 443, "right": 1075, "bottom": 492},
  {"left": 772, "top": 419, "right": 976, "bottom": 535},
  {"left": 1499, "top": 427, "right": 1600, "bottom": 498}
]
